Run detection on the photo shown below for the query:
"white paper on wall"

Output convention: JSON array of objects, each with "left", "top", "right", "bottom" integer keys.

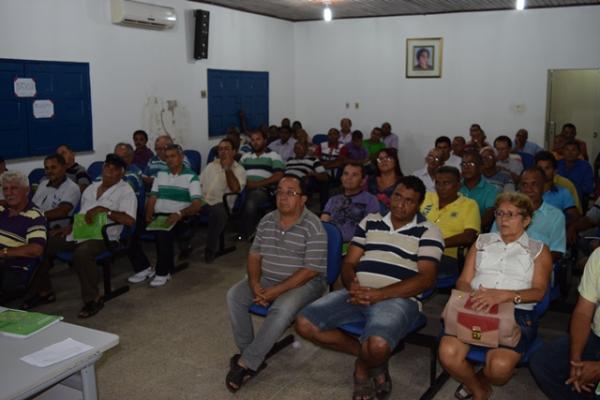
[
  {"left": 14, "top": 77, "right": 36, "bottom": 97},
  {"left": 33, "top": 99, "right": 54, "bottom": 118}
]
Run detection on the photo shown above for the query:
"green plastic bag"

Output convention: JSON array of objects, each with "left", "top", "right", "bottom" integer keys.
[{"left": 72, "top": 212, "right": 108, "bottom": 241}]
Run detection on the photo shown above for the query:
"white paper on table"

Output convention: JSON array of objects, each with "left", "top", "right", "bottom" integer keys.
[{"left": 21, "top": 338, "right": 94, "bottom": 367}]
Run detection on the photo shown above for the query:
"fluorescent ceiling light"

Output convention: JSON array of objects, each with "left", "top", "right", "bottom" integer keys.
[
  {"left": 516, "top": 0, "right": 526, "bottom": 10},
  {"left": 323, "top": 6, "right": 332, "bottom": 22}
]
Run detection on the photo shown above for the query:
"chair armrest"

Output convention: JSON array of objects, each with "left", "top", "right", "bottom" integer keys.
[{"left": 101, "top": 223, "right": 132, "bottom": 250}]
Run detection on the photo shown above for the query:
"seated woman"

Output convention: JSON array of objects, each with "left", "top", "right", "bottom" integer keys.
[
  {"left": 366, "top": 148, "right": 403, "bottom": 213},
  {"left": 438, "top": 192, "right": 552, "bottom": 400}
]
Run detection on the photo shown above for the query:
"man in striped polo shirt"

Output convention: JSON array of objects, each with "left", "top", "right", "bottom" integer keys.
[
  {"left": 140, "top": 144, "right": 202, "bottom": 287},
  {"left": 285, "top": 141, "right": 329, "bottom": 210},
  {"left": 296, "top": 176, "right": 444, "bottom": 400},
  {"left": 238, "top": 130, "right": 284, "bottom": 241},
  {"left": 0, "top": 171, "right": 46, "bottom": 303},
  {"left": 315, "top": 128, "right": 344, "bottom": 180},
  {"left": 225, "top": 175, "right": 327, "bottom": 392},
  {"left": 142, "top": 135, "right": 191, "bottom": 188}
]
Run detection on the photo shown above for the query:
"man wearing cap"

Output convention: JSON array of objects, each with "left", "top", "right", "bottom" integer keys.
[{"left": 23, "top": 154, "right": 137, "bottom": 318}]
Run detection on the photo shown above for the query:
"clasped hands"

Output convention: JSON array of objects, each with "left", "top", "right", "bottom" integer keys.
[
  {"left": 566, "top": 360, "right": 600, "bottom": 394},
  {"left": 468, "top": 286, "right": 508, "bottom": 312},
  {"left": 251, "top": 283, "right": 282, "bottom": 307},
  {"left": 347, "top": 277, "right": 384, "bottom": 306}
]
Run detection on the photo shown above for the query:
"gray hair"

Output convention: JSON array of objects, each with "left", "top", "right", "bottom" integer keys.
[
  {"left": 115, "top": 142, "right": 134, "bottom": 157},
  {"left": 155, "top": 135, "right": 173, "bottom": 145},
  {"left": 2, "top": 170, "right": 29, "bottom": 188}
]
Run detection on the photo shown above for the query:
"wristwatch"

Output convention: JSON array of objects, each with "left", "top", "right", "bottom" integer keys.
[
  {"left": 107, "top": 210, "right": 113, "bottom": 219},
  {"left": 513, "top": 292, "right": 522, "bottom": 305}
]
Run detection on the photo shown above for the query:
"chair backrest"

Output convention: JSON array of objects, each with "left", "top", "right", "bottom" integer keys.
[
  {"left": 533, "top": 287, "right": 551, "bottom": 318},
  {"left": 312, "top": 134, "right": 328, "bottom": 145},
  {"left": 322, "top": 222, "right": 343, "bottom": 286},
  {"left": 183, "top": 149, "right": 201, "bottom": 175},
  {"left": 87, "top": 161, "right": 104, "bottom": 181},
  {"left": 207, "top": 146, "right": 218, "bottom": 164},
  {"left": 28, "top": 168, "right": 46, "bottom": 187}
]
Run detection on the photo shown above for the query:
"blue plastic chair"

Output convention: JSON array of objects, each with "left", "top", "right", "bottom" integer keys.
[
  {"left": 56, "top": 221, "right": 133, "bottom": 302},
  {"left": 312, "top": 134, "right": 328, "bottom": 145},
  {"left": 207, "top": 146, "right": 218, "bottom": 164},
  {"left": 28, "top": 168, "right": 46, "bottom": 187},
  {"left": 517, "top": 151, "right": 535, "bottom": 169},
  {"left": 87, "top": 161, "right": 104, "bottom": 181},
  {"left": 247, "top": 222, "right": 344, "bottom": 358},
  {"left": 183, "top": 149, "right": 201, "bottom": 175}
]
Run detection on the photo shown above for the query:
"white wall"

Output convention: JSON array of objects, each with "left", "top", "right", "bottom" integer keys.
[
  {"left": 293, "top": 6, "right": 600, "bottom": 172},
  {"left": 0, "top": 0, "right": 294, "bottom": 172}
]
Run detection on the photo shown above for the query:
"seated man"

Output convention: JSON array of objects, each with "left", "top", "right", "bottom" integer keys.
[
  {"left": 567, "top": 195, "right": 600, "bottom": 247},
  {"left": 513, "top": 128, "right": 543, "bottom": 156},
  {"left": 268, "top": 125, "right": 296, "bottom": 162},
  {"left": 460, "top": 150, "right": 499, "bottom": 232},
  {"left": 480, "top": 146, "right": 514, "bottom": 192},
  {"left": 436, "top": 136, "right": 462, "bottom": 169},
  {"left": 557, "top": 140, "right": 594, "bottom": 204},
  {"left": 530, "top": 247, "right": 600, "bottom": 399},
  {"left": 315, "top": 127, "right": 344, "bottom": 180},
  {"left": 143, "top": 144, "right": 202, "bottom": 286},
  {"left": 225, "top": 175, "right": 327, "bottom": 392},
  {"left": 492, "top": 167, "right": 566, "bottom": 262},
  {"left": 32, "top": 154, "right": 81, "bottom": 229},
  {"left": 199, "top": 138, "right": 246, "bottom": 263},
  {"left": 466, "top": 124, "right": 489, "bottom": 150},
  {"left": 421, "top": 166, "right": 480, "bottom": 280},
  {"left": 142, "top": 135, "right": 191, "bottom": 188},
  {"left": 494, "top": 135, "right": 523, "bottom": 183},
  {"left": 381, "top": 122, "right": 398, "bottom": 149},
  {"left": 0, "top": 171, "right": 46, "bottom": 303},
  {"left": 24, "top": 154, "right": 136, "bottom": 317},
  {"left": 56, "top": 144, "right": 91, "bottom": 192},
  {"left": 452, "top": 136, "right": 466, "bottom": 159},
  {"left": 321, "top": 163, "right": 380, "bottom": 244},
  {"left": 340, "top": 131, "right": 369, "bottom": 165},
  {"left": 412, "top": 148, "right": 444, "bottom": 192},
  {"left": 339, "top": 117, "right": 353, "bottom": 145},
  {"left": 239, "top": 130, "right": 284, "bottom": 241},
  {"left": 132, "top": 129, "right": 154, "bottom": 169},
  {"left": 296, "top": 176, "right": 444, "bottom": 400},
  {"left": 535, "top": 151, "right": 580, "bottom": 227},
  {"left": 561, "top": 122, "right": 589, "bottom": 161},
  {"left": 363, "top": 127, "right": 385, "bottom": 160},
  {"left": 285, "top": 141, "right": 329, "bottom": 210}
]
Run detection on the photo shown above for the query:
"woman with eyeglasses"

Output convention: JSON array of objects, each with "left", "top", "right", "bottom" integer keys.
[
  {"left": 367, "top": 148, "right": 403, "bottom": 213},
  {"left": 438, "top": 192, "right": 552, "bottom": 400}
]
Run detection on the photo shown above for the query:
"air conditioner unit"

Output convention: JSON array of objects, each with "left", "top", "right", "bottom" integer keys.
[{"left": 111, "top": 0, "right": 176, "bottom": 30}]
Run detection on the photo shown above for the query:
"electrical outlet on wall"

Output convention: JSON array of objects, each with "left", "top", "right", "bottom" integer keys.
[
  {"left": 201, "top": 90, "right": 207, "bottom": 98},
  {"left": 355, "top": 102, "right": 359, "bottom": 109},
  {"left": 345, "top": 102, "right": 350, "bottom": 109}
]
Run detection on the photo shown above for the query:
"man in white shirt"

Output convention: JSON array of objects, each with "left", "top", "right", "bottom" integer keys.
[
  {"left": 412, "top": 149, "right": 444, "bottom": 192},
  {"left": 32, "top": 154, "right": 81, "bottom": 229},
  {"left": 435, "top": 136, "right": 461, "bottom": 168},
  {"left": 200, "top": 138, "right": 246, "bottom": 263},
  {"left": 25, "top": 154, "right": 137, "bottom": 318},
  {"left": 381, "top": 122, "right": 399, "bottom": 149},
  {"left": 339, "top": 118, "right": 353, "bottom": 145},
  {"left": 268, "top": 126, "right": 297, "bottom": 162}
]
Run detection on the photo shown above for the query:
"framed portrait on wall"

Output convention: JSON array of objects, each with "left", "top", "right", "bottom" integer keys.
[{"left": 406, "top": 38, "right": 443, "bottom": 78}]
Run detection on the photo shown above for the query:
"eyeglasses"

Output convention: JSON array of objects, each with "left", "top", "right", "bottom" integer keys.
[
  {"left": 426, "top": 156, "right": 441, "bottom": 162},
  {"left": 460, "top": 161, "right": 477, "bottom": 168},
  {"left": 494, "top": 210, "right": 525, "bottom": 219},
  {"left": 376, "top": 157, "right": 393, "bottom": 164},
  {"left": 275, "top": 189, "right": 303, "bottom": 198}
]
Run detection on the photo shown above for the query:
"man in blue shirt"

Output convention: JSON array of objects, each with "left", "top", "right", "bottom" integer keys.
[
  {"left": 557, "top": 141, "right": 594, "bottom": 204},
  {"left": 535, "top": 151, "right": 580, "bottom": 228},
  {"left": 460, "top": 150, "right": 498, "bottom": 232},
  {"left": 513, "top": 128, "right": 543, "bottom": 156}
]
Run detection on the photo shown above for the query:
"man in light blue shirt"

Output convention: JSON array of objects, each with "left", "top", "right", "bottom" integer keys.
[
  {"left": 514, "top": 129, "right": 543, "bottom": 156},
  {"left": 460, "top": 150, "right": 499, "bottom": 232}
]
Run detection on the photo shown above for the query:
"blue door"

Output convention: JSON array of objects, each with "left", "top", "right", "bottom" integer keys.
[
  {"left": 207, "top": 69, "right": 268, "bottom": 138},
  {"left": 0, "top": 59, "right": 93, "bottom": 159}
]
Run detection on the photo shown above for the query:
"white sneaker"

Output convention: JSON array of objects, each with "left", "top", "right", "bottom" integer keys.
[
  {"left": 128, "top": 267, "right": 155, "bottom": 284},
  {"left": 150, "top": 274, "right": 171, "bottom": 287}
]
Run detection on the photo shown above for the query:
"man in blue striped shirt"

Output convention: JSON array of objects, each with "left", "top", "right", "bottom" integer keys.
[{"left": 296, "top": 176, "right": 444, "bottom": 400}]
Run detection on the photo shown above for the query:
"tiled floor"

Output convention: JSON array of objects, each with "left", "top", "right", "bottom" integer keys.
[{"left": 19, "top": 228, "right": 568, "bottom": 400}]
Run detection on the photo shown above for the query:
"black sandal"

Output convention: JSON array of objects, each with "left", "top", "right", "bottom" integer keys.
[
  {"left": 20, "top": 292, "right": 56, "bottom": 310},
  {"left": 225, "top": 357, "right": 267, "bottom": 393},
  {"left": 370, "top": 362, "right": 392, "bottom": 400},
  {"left": 353, "top": 375, "right": 376, "bottom": 400},
  {"left": 78, "top": 299, "right": 104, "bottom": 319}
]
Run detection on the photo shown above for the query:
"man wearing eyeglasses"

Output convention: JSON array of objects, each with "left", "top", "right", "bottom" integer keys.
[
  {"left": 460, "top": 150, "right": 499, "bottom": 232},
  {"left": 225, "top": 174, "right": 327, "bottom": 392},
  {"left": 199, "top": 138, "right": 246, "bottom": 263},
  {"left": 412, "top": 148, "right": 444, "bottom": 192}
]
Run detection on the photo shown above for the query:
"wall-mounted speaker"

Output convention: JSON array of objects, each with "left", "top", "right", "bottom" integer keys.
[{"left": 194, "top": 10, "right": 209, "bottom": 60}]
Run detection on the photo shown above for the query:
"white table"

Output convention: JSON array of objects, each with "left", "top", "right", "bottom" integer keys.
[{"left": 0, "top": 308, "right": 119, "bottom": 400}]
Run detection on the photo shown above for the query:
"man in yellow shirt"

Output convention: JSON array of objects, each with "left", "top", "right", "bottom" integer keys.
[{"left": 420, "top": 166, "right": 481, "bottom": 283}]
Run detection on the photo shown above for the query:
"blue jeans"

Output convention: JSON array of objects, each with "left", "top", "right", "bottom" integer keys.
[
  {"left": 299, "top": 288, "right": 420, "bottom": 350},
  {"left": 227, "top": 276, "right": 326, "bottom": 371},
  {"left": 529, "top": 333, "right": 600, "bottom": 399}
]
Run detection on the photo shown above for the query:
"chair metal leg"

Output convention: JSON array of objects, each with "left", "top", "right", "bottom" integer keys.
[
  {"left": 404, "top": 332, "right": 450, "bottom": 400},
  {"left": 215, "top": 232, "right": 236, "bottom": 258},
  {"left": 264, "top": 334, "right": 295, "bottom": 360},
  {"left": 100, "top": 261, "right": 129, "bottom": 302}
]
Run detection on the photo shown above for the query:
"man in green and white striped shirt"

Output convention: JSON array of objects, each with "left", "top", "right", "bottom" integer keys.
[{"left": 140, "top": 144, "right": 203, "bottom": 287}]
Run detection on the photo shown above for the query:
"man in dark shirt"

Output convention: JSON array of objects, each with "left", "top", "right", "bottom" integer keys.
[{"left": 132, "top": 130, "right": 154, "bottom": 169}]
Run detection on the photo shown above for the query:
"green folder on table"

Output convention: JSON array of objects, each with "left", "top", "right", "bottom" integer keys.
[
  {"left": 72, "top": 212, "right": 108, "bottom": 241},
  {"left": 146, "top": 215, "right": 175, "bottom": 232},
  {"left": 0, "top": 309, "right": 63, "bottom": 338}
]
